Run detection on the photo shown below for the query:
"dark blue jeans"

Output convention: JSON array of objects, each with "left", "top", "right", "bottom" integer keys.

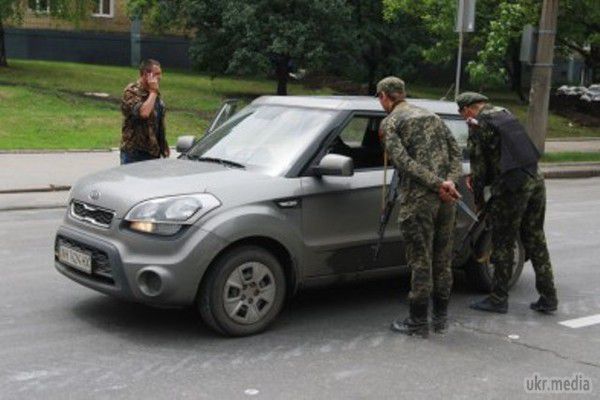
[{"left": 120, "top": 150, "right": 157, "bottom": 165}]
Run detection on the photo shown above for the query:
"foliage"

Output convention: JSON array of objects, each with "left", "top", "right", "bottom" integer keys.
[
  {"left": 384, "top": 0, "right": 600, "bottom": 91},
  {"left": 0, "top": 0, "right": 97, "bottom": 66},
  {"left": 346, "top": 0, "right": 430, "bottom": 93},
  {"left": 130, "top": 0, "right": 353, "bottom": 95}
]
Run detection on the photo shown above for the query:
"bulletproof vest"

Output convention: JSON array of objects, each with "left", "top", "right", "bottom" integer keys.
[{"left": 485, "top": 110, "right": 540, "bottom": 190}]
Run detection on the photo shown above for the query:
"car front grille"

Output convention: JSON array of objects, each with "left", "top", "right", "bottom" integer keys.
[
  {"left": 55, "top": 236, "right": 114, "bottom": 284},
  {"left": 70, "top": 201, "right": 115, "bottom": 228}
]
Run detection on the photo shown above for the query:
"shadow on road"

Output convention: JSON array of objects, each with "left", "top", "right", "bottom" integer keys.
[{"left": 68, "top": 270, "right": 475, "bottom": 344}]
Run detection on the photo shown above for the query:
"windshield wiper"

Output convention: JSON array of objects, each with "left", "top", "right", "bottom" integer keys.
[{"left": 187, "top": 155, "right": 245, "bottom": 169}]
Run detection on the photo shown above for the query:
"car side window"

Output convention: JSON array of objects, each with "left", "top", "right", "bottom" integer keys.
[
  {"left": 339, "top": 117, "right": 369, "bottom": 147},
  {"left": 442, "top": 117, "right": 469, "bottom": 160},
  {"left": 328, "top": 115, "right": 384, "bottom": 170}
]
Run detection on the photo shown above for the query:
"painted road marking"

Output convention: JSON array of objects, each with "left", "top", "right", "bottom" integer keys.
[{"left": 559, "top": 314, "right": 600, "bottom": 329}]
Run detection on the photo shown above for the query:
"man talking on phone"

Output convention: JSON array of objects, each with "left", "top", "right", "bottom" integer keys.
[{"left": 120, "top": 59, "right": 170, "bottom": 164}]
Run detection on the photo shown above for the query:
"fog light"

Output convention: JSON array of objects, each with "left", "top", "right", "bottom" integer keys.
[{"left": 137, "top": 269, "right": 162, "bottom": 297}]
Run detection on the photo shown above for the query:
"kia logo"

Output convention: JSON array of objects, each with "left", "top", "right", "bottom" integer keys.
[{"left": 89, "top": 190, "right": 101, "bottom": 201}]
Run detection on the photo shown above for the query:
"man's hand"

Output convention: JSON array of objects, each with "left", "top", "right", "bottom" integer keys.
[
  {"left": 162, "top": 147, "right": 170, "bottom": 158},
  {"left": 146, "top": 72, "right": 159, "bottom": 93},
  {"left": 439, "top": 180, "right": 461, "bottom": 203},
  {"left": 466, "top": 175, "right": 473, "bottom": 192}
]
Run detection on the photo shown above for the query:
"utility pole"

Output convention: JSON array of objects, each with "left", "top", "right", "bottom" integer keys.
[
  {"left": 526, "top": 0, "right": 559, "bottom": 153},
  {"left": 454, "top": 0, "right": 465, "bottom": 100},
  {"left": 454, "top": 0, "right": 476, "bottom": 100},
  {"left": 131, "top": 17, "right": 142, "bottom": 68}
]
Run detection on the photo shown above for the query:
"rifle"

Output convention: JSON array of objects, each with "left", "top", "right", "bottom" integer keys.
[
  {"left": 457, "top": 199, "right": 478, "bottom": 222},
  {"left": 373, "top": 153, "right": 400, "bottom": 261}
]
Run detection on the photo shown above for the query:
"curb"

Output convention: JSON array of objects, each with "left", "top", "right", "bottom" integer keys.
[
  {"left": 0, "top": 205, "right": 66, "bottom": 212},
  {"left": 1, "top": 167, "right": 599, "bottom": 196},
  {"left": 0, "top": 147, "right": 177, "bottom": 154},
  {"left": 0, "top": 185, "right": 71, "bottom": 194},
  {"left": 0, "top": 149, "right": 114, "bottom": 154},
  {"left": 543, "top": 169, "right": 600, "bottom": 179}
]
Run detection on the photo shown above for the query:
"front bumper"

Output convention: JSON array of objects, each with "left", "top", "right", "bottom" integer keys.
[{"left": 54, "top": 217, "right": 228, "bottom": 307}]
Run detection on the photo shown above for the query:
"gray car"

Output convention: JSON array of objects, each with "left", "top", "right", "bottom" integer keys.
[{"left": 54, "top": 96, "right": 524, "bottom": 336}]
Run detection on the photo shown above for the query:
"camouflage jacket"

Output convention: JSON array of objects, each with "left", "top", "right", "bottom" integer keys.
[
  {"left": 467, "top": 104, "right": 506, "bottom": 206},
  {"left": 120, "top": 81, "right": 168, "bottom": 157},
  {"left": 381, "top": 101, "right": 462, "bottom": 202}
]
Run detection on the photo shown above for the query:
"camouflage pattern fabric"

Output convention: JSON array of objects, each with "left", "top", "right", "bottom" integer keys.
[
  {"left": 468, "top": 103, "right": 557, "bottom": 302},
  {"left": 381, "top": 101, "right": 462, "bottom": 302},
  {"left": 399, "top": 194, "right": 456, "bottom": 301},
  {"left": 467, "top": 104, "right": 505, "bottom": 207},
  {"left": 120, "top": 81, "right": 168, "bottom": 157},
  {"left": 488, "top": 173, "right": 557, "bottom": 302}
]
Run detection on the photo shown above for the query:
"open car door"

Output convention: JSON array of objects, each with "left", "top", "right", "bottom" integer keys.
[{"left": 206, "top": 99, "right": 240, "bottom": 134}]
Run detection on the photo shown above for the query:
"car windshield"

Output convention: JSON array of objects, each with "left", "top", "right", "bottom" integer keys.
[{"left": 186, "top": 105, "right": 337, "bottom": 176}]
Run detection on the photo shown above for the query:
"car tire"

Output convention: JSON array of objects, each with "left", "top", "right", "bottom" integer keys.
[
  {"left": 197, "top": 245, "right": 286, "bottom": 337},
  {"left": 467, "top": 240, "right": 525, "bottom": 293}
]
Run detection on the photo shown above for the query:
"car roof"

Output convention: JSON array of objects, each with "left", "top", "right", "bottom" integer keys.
[{"left": 251, "top": 95, "right": 459, "bottom": 116}]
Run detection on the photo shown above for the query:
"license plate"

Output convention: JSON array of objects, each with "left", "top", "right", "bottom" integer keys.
[{"left": 59, "top": 245, "right": 92, "bottom": 274}]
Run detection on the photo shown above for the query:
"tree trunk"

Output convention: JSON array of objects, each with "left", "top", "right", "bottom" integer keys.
[
  {"left": 0, "top": 19, "right": 8, "bottom": 68},
  {"left": 365, "top": 47, "right": 378, "bottom": 96},
  {"left": 275, "top": 57, "right": 289, "bottom": 96},
  {"left": 506, "top": 42, "right": 526, "bottom": 103}
]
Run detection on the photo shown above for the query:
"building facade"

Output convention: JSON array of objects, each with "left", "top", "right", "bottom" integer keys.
[{"left": 6, "top": 0, "right": 192, "bottom": 68}]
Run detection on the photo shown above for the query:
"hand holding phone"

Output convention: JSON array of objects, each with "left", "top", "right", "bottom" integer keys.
[{"left": 146, "top": 71, "right": 159, "bottom": 92}]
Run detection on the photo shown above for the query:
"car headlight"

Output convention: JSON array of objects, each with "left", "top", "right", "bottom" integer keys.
[{"left": 125, "top": 194, "right": 221, "bottom": 236}]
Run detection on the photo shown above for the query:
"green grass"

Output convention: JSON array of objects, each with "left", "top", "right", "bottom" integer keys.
[
  {"left": 0, "top": 59, "right": 598, "bottom": 150},
  {"left": 0, "top": 60, "right": 331, "bottom": 150},
  {"left": 541, "top": 152, "right": 600, "bottom": 163}
]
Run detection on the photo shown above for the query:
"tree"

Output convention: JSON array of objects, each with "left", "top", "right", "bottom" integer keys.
[
  {"left": 130, "top": 0, "right": 353, "bottom": 95},
  {"left": 557, "top": 0, "right": 600, "bottom": 83},
  {"left": 347, "top": 0, "right": 430, "bottom": 94},
  {"left": 384, "top": 0, "right": 600, "bottom": 97},
  {"left": 0, "top": 0, "right": 96, "bottom": 67},
  {"left": 0, "top": 0, "right": 24, "bottom": 66},
  {"left": 383, "top": 0, "right": 531, "bottom": 98}
]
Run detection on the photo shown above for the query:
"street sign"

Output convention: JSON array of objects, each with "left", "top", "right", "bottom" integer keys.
[
  {"left": 520, "top": 25, "right": 538, "bottom": 65},
  {"left": 455, "top": 0, "right": 476, "bottom": 33}
]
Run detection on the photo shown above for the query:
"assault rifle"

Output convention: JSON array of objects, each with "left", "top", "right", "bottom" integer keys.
[{"left": 373, "top": 168, "right": 400, "bottom": 261}]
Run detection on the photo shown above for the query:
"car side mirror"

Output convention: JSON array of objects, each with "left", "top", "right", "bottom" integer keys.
[
  {"left": 312, "top": 154, "right": 354, "bottom": 177},
  {"left": 176, "top": 135, "right": 195, "bottom": 154}
]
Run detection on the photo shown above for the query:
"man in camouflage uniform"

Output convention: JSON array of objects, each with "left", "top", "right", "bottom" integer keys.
[
  {"left": 457, "top": 92, "right": 558, "bottom": 314},
  {"left": 377, "top": 77, "right": 463, "bottom": 337},
  {"left": 120, "top": 59, "right": 170, "bottom": 164}
]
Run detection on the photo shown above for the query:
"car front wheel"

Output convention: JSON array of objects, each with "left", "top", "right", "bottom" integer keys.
[
  {"left": 467, "top": 240, "right": 525, "bottom": 293},
  {"left": 197, "top": 246, "right": 286, "bottom": 336}
]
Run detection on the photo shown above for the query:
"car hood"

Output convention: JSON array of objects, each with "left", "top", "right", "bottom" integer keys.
[{"left": 70, "top": 159, "right": 278, "bottom": 217}]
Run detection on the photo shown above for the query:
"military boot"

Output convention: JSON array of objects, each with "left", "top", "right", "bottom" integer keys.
[
  {"left": 432, "top": 296, "right": 449, "bottom": 334},
  {"left": 390, "top": 301, "right": 429, "bottom": 338},
  {"left": 470, "top": 296, "right": 508, "bottom": 314},
  {"left": 530, "top": 296, "right": 558, "bottom": 313}
]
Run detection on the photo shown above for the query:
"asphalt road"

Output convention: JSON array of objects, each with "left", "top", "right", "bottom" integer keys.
[{"left": 1, "top": 178, "right": 599, "bottom": 400}]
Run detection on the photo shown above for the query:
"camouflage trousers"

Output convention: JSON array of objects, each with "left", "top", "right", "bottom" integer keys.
[
  {"left": 489, "top": 174, "right": 557, "bottom": 302},
  {"left": 399, "top": 193, "right": 457, "bottom": 303}
]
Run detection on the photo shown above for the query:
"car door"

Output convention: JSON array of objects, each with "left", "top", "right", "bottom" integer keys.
[{"left": 300, "top": 114, "right": 405, "bottom": 278}]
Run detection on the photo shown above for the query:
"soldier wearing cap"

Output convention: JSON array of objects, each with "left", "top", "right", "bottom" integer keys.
[
  {"left": 456, "top": 92, "right": 558, "bottom": 314},
  {"left": 377, "top": 76, "right": 463, "bottom": 337}
]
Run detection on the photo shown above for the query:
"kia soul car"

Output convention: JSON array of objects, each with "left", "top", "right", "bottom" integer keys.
[{"left": 54, "top": 96, "right": 524, "bottom": 336}]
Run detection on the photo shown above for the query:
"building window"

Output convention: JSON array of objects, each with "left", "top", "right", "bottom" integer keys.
[
  {"left": 28, "top": 0, "right": 50, "bottom": 13},
  {"left": 92, "top": 0, "right": 114, "bottom": 18}
]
